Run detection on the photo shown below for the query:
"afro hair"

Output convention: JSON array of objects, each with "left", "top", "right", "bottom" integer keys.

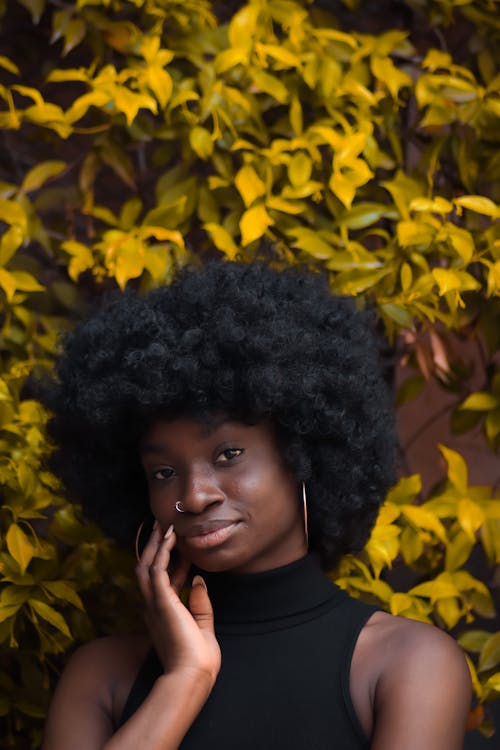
[{"left": 40, "top": 261, "right": 397, "bottom": 569}]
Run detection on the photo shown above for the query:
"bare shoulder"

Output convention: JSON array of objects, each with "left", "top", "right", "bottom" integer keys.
[
  {"left": 364, "top": 610, "right": 471, "bottom": 708},
  {"left": 366, "top": 610, "right": 469, "bottom": 670},
  {"left": 42, "top": 635, "right": 150, "bottom": 750},
  {"left": 55, "top": 634, "right": 150, "bottom": 721},
  {"left": 355, "top": 611, "right": 472, "bottom": 749}
]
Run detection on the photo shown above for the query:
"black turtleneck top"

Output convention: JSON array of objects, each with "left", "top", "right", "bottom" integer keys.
[{"left": 119, "top": 554, "right": 379, "bottom": 749}]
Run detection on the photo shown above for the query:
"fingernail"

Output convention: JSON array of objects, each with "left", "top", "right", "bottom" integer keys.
[
  {"left": 192, "top": 575, "right": 206, "bottom": 589},
  {"left": 164, "top": 524, "right": 174, "bottom": 539},
  {"left": 153, "top": 520, "right": 159, "bottom": 531}
]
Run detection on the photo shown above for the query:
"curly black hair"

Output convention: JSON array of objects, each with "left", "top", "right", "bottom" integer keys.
[{"left": 40, "top": 261, "right": 397, "bottom": 569}]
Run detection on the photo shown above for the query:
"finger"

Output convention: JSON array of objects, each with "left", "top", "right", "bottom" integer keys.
[
  {"left": 170, "top": 555, "right": 191, "bottom": 596},
  {"left": 189, "top": 576, "right": 215, "bottom": 633},
  {"left": 140, "top": 520, "right": 164, "bottom": 566},
  {"left": 149, "top": 525, "right": 177, "bottom": 605},
  {"left": 136, "top": 521, "right": 163, "bottom": 604}
]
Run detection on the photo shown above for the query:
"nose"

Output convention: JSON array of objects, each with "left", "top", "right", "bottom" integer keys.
[{"left": 179, "top": 464, "right": 224, "bottom": 514}]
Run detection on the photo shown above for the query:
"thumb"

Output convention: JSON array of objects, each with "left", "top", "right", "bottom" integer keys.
[{"left": 189, "top": 575, "right": 215, "bottom": 633}]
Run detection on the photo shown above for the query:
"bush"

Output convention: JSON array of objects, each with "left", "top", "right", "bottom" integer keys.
[{"left": 0, "top": 0, "right": 499, "bottom": 746}]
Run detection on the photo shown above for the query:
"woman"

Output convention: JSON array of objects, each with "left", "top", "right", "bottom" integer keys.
[{"left": 40, "top": 261, "right": 471, "bottom": 750}]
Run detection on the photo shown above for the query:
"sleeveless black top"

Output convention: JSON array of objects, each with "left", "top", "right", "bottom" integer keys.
[{"left": 119, "top": 554, "right": 379, "bottom": 749}]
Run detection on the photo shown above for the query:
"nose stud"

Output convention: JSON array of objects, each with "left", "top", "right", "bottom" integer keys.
[{"left": 175, "top": 501, "right": 185, "bottom": 513}]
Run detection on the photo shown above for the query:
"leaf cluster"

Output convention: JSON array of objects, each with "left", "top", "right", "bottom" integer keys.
[{"left": 0, "top": 0, "right": 499, "bottom": 745}]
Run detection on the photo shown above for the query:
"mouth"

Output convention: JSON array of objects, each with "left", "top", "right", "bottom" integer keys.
[{"left": 182, "top": 520, "right": 240, "bottom": 550}]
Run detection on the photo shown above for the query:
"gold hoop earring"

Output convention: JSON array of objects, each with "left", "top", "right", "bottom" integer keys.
[
  {"left": 302, "top": 482, "right": 309, "bottom": 548},
  {"left": 135, "top": 521, "right": 144, "bottom": 562}
]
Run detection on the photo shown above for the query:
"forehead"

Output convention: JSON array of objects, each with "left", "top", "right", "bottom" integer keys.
[{"left": 140, "top": 415, "right": 275, "bottom": 453}]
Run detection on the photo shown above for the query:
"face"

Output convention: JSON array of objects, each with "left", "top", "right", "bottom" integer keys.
[{"left": 140, "top": 416, "right": 307, "bottom": 574}]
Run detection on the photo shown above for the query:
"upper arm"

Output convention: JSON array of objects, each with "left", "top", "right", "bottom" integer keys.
[
  {"left": 42, "top": 639, "right": 119, "bottom": 750},
  {"left": 370, "top": 622, "right": 472, "bottom": 750}
]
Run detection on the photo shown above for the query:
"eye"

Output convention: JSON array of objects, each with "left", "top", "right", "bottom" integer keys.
[
  {"left": 151, "top": 467, "right": 175, "bottom": 481},
  {"left": 216, "top": 448, "right": 244, "bottom": 463}
]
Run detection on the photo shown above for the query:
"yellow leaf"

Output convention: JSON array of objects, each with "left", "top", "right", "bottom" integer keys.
[
  {"left": 288, "top": 228, "right": 333, "bottom": 259},
  {"left": 371, "top": 56, "right": 412, "bottom": 99},
  {"left": 204, "top": 223, "right": 239, "bottom": 259},
  {"left": 145, "top": 67, "right": 172, "bottom": 109},
  {"left": 239, "top": 203, "right": 273, "bottom": 246},
  {"left": 0, "top": 56, "right": 20, "bottom": 75},
  {"left": 61, "top": 241, "right": 94, "bottom": 282},
  {"left": 445, "top": 529, "right": 474, "bottom": 571},
  {"left": 6, "top": 524, "right": 34, "bottom": 575},
  {"left": 113, "top": 87, "right": 157, "bottom": 126},
  {"left": 235, "top": 165, "right": 265, "bottom": 207},
  {"left": 479, "top": 633, "right": 500, "bottom": 672},
  {"left": 228, "top": 4, "right": 259, "bottom": 49},
  {"left": 0, "top": 226, "right": 23, "bottom": 265},
  {"left": 114, "top": 236, "right": 145, "bottom": 290},
  {"left": 189, "top": 126, "right": 213, "bottom": 160},
  {"left": 457, "top": 498, "right": 485, "bottom": 541},
  {"left": 409, "top": 575, "right": 461, "bottom": 602},
  {"left": 250, "top": 69, "right": 289, "bottom": 103},
  {"left": 461, "top": 392, "right": 499, "bottom": 411},
  {"left": 401, "top": 504, "right": 447, "bottom": 542},
  {"left": 29, "top": 599, "right": 71, "bottom": 638},
  {"left": 436, "top": 597, "right": 462, "bottom": 629},
  {"left": 266, "top": 197, "right": 304, "bottom": 215},
  {"left": 288, "top": 152, "right": 312, "bottom": 187},
  {"left": 455, "top": 195, "right": 499, "bottom": 218},
  {"left": 17, "top": 0, "right": 45, "bottom": 23},
  {"left": 410, "top": 196, "right": 453, "bottom": 213},
  {"left": 400, "top": 525, "right": 424, "bottom": 564},
  {"left": 215, "top": 48, "right": 248, "bottom": 73},
  {"left": 289, "top": 96, "right": 303, "bottom": 135},
  {"left": 62, "top": 18, "right": 86, "bottom": 56},
  {"left": 21, "top": 160, "right": 66, "bottom": 193},
  {"left": 0, "top": 269, "right": 21, "bottom": 301},
  {"left": 43, "top": 581, "right": 84, "bottom": 610},
  {"left": 0, "top": 198, "right": 27, "bottom": 230},
  {"left": 439, "top": 444, "right": 468, "bottom": 493},
  {"left": 10, "top": 271, "right": 44, "bottom": 292},
  {"left": 397, "top": 220, "right": 434, "bottom": 248},
  {"left": 432, "top": 268, "right": 480, "bottom": 295}
]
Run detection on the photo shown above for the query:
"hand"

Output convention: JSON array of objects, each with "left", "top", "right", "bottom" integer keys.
[{"left": 136, "top": 523, "right": 221, "bottom": 692}]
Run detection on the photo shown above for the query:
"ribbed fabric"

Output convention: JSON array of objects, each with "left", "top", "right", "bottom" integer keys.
[{"left": 119, "top": 554, "right": 379, "bottom": 749}]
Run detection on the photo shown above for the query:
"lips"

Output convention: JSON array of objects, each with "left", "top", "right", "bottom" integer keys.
[{"left": 181, "top": 519, "right": 240, "bottom": 549}]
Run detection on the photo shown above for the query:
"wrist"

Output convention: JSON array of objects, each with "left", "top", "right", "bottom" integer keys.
[{"left": 159, "top": 667, "right": 215, "bottom": 701}]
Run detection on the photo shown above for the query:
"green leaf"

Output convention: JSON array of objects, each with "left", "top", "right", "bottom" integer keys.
[
  {"left": 6, "top": 524, "right": 35, "bottom": 575},
  {"left": 29, "top": 599, "right": 71, "bottom": 638}
]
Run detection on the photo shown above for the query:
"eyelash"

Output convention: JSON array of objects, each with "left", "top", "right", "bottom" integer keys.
[{"left": 150, "top": 448, "right": 244, "bottom": 481}]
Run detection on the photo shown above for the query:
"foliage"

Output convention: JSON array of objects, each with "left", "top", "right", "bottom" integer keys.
[{"left": 0, "top": 0, "right": 499, "bottom": 745}]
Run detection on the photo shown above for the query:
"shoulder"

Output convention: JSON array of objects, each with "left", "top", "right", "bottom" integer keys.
[
  {"left": 369, "top": 611, "right": 470, "bottom": 677},
  {"left": 42, "top": 635, "right": 150, "bottom": 749},
  {"left": 59, "top": 634, "right": 150, "bottom": 716},
  {"left": 363, "top": 612, "right": 472, "bottom": 749}
]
